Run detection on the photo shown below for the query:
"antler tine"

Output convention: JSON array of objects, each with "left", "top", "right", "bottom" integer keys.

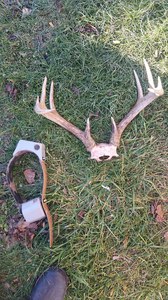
[
  {"left": 35, "top": 95, "right": 40, "bottom": 109},
  {"left": 84, "top": 117, "right": 97, "bottom": 150},
  {"left": 35, "top": 77, "right": 48, "bottom": 114},
  {"left": 49, "top": 81, "right": 56, "bottom": 110},
  {"left": 157, "top": 76, "right": 163, "bottom": 90},
  {"left": 85, "top": 117, "right": 91, "bottom": 137},
  {"left": 40, "top": 76, "right": 47, "bottom": 109},
  {"left": 109, "top": 117, "right": 119, "bottom": 146},
  {"left": 143, "top": 59, "right": 155, "bottom": 89},
  {"left": 133, "top": 70, "right": 143, "bottom": 102}
]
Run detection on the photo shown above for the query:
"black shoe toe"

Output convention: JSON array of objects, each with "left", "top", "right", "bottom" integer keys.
[{"left": 30, "top": 267, "right": 68, "bottom": 300}]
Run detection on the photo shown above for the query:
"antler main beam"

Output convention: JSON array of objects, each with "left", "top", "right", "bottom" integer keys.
[
  {"left": 35, "top": 77, "right": 96, "bottom": 151},
  {"left": 34, "top": 59, "right": 164, "bottom": 162},
  {"left": 110, "top": 59, "right": 164, "bottom": 147}
]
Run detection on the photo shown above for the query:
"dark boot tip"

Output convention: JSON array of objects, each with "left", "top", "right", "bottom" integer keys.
[{"left": 30, "top": 267, "right": 69, "bottom": 300}]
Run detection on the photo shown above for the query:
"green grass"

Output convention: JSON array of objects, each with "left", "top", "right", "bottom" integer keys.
[{"left": 0, "top": 0, "right": 168, "bottom": 299}]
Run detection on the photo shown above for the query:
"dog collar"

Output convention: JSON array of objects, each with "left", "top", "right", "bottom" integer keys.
[{"left": 6, "top": 140, "right": 53, "bottom": 247}]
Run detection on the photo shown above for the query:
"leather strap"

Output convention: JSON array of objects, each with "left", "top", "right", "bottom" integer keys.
[{"left": 6, "top": 150, "right": 53, "bottom": 247}]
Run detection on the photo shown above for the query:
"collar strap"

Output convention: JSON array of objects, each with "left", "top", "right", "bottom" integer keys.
[{"left": 6, "top": 140, "right": 53, "bottom": 247}]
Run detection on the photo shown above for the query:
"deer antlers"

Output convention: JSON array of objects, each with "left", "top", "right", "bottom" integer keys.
[{"left": 35, "top": 59, "right": 164, "bottom": 162}]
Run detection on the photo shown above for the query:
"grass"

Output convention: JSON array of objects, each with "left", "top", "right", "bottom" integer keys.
[{"left": 0, "top": 0, "right": 168, "bottom": 299}]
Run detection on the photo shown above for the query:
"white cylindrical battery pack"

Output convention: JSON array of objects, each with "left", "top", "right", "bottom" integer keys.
[{"left": 21, "top": 197, "right": 46, "bottom": 223}]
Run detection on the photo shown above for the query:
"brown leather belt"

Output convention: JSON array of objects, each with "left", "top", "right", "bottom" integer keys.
[{"left": 6, "top": 140, "right": 53, "bottom": 247}]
